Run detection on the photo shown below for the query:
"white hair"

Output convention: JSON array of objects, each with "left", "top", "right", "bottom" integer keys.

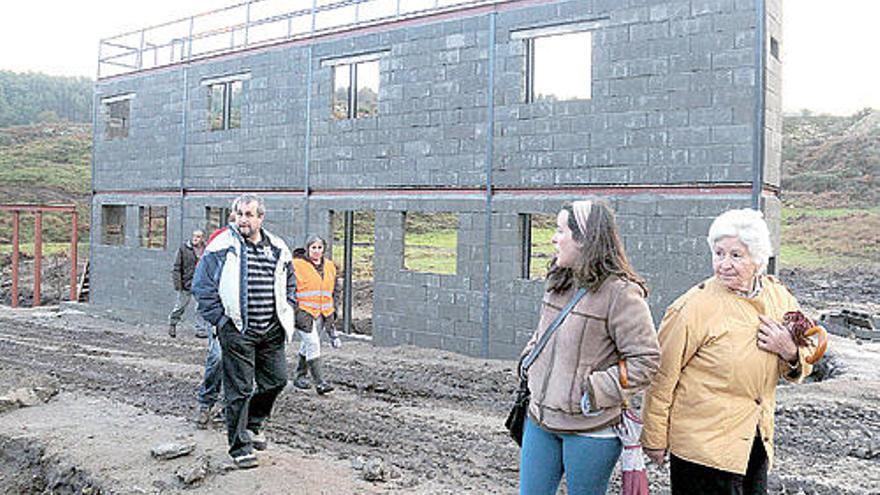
[{"left": 706, "top": 208, "right": 772, "bottom": 273}]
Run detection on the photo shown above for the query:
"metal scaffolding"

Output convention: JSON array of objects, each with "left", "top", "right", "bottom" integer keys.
[{"left": 98, "top": 0, "right": 508, "bottom": 78}]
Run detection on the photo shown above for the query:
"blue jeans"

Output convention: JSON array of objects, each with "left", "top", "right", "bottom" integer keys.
[
  {"left": 196, "top": 326, "right": 222, "bottom": 408},
  {"left": 519, "top": 417, "right": 622, "bottom": 495}
]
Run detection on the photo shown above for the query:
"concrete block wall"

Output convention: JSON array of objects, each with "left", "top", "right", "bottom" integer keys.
[
  {"left": 94, "top": 70, "right": 185, "bottom": 191},
  {"left": 763, "top": 0, "right": 783, "bottom": 188},
  {"left": 91, "top": 0, "right": 781, "bottom": 358}
]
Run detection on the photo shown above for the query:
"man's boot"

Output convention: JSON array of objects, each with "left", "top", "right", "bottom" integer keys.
[
  {"left": 168, "top": 324, "right": 177, "bottom": 338},
  {"left": 194, "top": 404, "right": 212, "bottom": 429},
  {"left": 308, "top": 358, "right": 334, "bottom": 395},
  {"left": 293, "top": 354, "right": 311, "bottom": 390}
]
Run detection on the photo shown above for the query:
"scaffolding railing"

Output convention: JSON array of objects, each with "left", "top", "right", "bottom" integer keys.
[{"left": 98, "top": 0, "right": 509, "bottom": 79}]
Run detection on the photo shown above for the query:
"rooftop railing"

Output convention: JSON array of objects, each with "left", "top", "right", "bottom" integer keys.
[{"left": 98, "top": 0, "right": 507, "bottom": 79}]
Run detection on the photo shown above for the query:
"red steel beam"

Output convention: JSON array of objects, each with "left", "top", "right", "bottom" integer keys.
[
  {"left": 0, "top": 204, "right": 77, "bottom": 213},
  {"left": 11, "top": 212, "right": 19, "bottom": 308},
  {"left": 33, "top": 212, "right": 42, "bottom": 307},
  {"left": 70, "top": 211, "right": 79, "bottom": 301}
]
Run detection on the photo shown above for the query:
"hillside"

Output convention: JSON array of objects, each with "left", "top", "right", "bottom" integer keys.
[
  {"left": 0, "top": 123, "right": 91, "bottom": 243},
  {"left": 781, "top": 108, "right": 879, "bottom": 208},
  {"left": 780, "top": 108, "right": 880, "bottom": 268},
  {"left": 0, "top": 71, "right": 92, "bottom": 127}
]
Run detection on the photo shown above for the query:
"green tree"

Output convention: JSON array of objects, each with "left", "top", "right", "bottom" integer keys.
[{"left": 0, "top": 70, "right": 92, "bottom": 127}]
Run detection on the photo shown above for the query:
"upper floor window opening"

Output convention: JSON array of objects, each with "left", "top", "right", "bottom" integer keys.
[
  {"left": 325, "top": 53, "right": 383, "bottom": 120},
  {"left": 208, "top": 80, "right": 243, "bottom": 131},
  {"left": 102, "top": 93, "right": 134, "bottom": 140},
  {"left": 522, "top": 30, "right": 592, "bottom": 103},
  {"left": 202, "top": 72, "right": 249, "bottom": 131}
]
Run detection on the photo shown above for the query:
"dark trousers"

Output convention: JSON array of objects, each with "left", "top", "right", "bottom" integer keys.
[
  {"left": 670, "top": 437, "right": 768, "bottom": 495},
  {"left": 218, "top": 321, "right": 288, "bottom": 458}
]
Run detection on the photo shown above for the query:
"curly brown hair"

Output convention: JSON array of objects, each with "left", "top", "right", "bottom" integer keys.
[{"left": 545, "top": 200, "right": 648, "bottom": 296}]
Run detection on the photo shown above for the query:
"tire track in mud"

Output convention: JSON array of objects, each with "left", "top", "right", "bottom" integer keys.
[
  {"left": 0, "top": 315, "right": 522, "bottom": 492},
  {"left": 4, "top": 313, "right": 876, "bottom": 494}
]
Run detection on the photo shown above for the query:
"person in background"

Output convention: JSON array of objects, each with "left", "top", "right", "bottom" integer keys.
[
  {"left": 192, "top": 193, "right": 295, "bottom": 469},
  {"left": 641, "top": 208, "right": 815, "bottom": 495},
  {"left": 518, "top": 200, "right": 660, "bottom": 495},
  {"left": 194, "top": 207, "right": 237, "bottom": 429},
  {"left": 168, "top": 229, "right": 209, "bottom": 338},
  {"left": 292, "top": 234, "right": 342, "bottom": 395}
]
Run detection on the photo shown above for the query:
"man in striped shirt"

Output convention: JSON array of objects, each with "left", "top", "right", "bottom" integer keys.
[{"left": 192, "top": 193, "right": 297, "bottom": 469}]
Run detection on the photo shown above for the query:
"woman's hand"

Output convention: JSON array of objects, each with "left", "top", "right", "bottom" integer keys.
[
  {"left": 757, "top": 314, "right": 798, "bottom": 362},
  {"left": 644, "top": 448, "right": 667, "bottom": 466}
]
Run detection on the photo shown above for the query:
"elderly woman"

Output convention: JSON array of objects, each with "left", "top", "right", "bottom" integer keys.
[
  {"left": 518, "top": 200, "right": 660, "bottom": 495},
  {"left": 641, "top": 208, "right": 814, "bottom": 495}
]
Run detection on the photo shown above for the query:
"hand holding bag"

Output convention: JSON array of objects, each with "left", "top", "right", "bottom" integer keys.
[{"left": 505, "top": 288, "right": 587, "bottom": 446}]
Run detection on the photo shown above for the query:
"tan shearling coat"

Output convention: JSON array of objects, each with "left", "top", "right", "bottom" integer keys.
[
  {"left": 640, "top": 275, "right": 814, "bottom": 475},
  {"left": 522, "top": 276, "right": 661, "bottom": 433}
]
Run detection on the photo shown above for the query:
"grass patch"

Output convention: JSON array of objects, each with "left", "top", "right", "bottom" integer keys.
[
  {"left": 404, "top": 230, "right": 457, "bottom": 274},
  {"left": 0, "top": 242, "right": 89, "bottom": 257},
  {"left": 404, "top": 213, "right": 458, "bottom": 275},
  {"left": 780, "top": 206, "right": 880, "bottom": 270},
  {"left": 404, "top": 245, "right": 458, "bottom": 274},
  {"left": 781, "top": 206, "right": 880, "bottom": 220}
]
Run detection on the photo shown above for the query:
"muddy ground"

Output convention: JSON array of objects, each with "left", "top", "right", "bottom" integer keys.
[
  {"left": 0, "top": 266, "right": 878, "bottom": 494},
  {"left": 1, "top": 317, "right": 879, "bottom": 493}
]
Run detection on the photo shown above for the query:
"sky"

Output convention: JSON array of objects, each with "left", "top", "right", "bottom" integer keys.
[{"left": 0, "top": 0, "right": 877, "bottom": 115}]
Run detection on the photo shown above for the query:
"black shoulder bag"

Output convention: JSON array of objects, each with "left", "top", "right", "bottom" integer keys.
[{"left": 505, "top": 287, "right": 587, "bottom": 446}]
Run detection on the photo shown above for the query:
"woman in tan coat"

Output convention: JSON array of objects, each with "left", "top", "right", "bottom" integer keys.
[
  {"left": 641, "top": 208, "right": 815, "bottom": 495},
  {"left": 518, "top": 200, "right": 660, "bottom": 495}
]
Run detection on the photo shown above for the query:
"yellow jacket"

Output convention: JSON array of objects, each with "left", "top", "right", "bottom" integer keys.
[{"left": 640, "top": 275, "right": 813, "bottom": 474}]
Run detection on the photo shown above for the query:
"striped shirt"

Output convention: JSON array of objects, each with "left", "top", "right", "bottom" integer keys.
[{"left": 245, "top": 235, "right": 277, "bottom": 333}]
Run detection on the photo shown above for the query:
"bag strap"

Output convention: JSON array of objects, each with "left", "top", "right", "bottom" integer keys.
[{"left": 521, "top": 287, "right": 587, "bottom": 373}]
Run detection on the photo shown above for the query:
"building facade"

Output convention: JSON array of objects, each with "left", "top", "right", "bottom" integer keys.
[{"left": 91, "top": 0, "right": 783, "bottom": 358}]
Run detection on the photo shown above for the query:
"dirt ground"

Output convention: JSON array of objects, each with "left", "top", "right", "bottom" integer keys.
[{"left": 1, "top": 295, "right": 879, "bottom": 494}]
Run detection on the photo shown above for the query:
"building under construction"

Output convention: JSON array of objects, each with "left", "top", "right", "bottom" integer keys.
[{"left": 91, "top": 0, "right": 783, "bottom": 358}]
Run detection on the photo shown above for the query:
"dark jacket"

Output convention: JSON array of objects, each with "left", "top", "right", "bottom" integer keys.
[{"left": 172, "top": 240, "right": 201, "bottom": 291}]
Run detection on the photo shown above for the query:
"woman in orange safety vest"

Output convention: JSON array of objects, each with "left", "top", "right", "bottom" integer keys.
[{"left": 292, "top": 234, "right": 342, "bottom": 395}]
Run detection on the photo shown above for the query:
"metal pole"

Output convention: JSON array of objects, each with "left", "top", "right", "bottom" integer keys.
[
  {"left": 751, "top": 0, "right": 766, "bottom": 210},
  {"left": 244, "top": 0, "right": 252, "bottom": 46},
  {"left": 480, "top": 12, "right": 497, "bottom": 358},
  {"left": 179, "top": 65, "right": 190, "bottom": 253},
  {"left": 303, "top": 45, "right": 314, "bottom": 239},
  {"left": 88, "top": 86, "right": 98, "bottom": 305},
  {"left": 520, "top": 214, "right": 531, "bottom": 279},
  {"left": 34, "top": 211, "right": 42, "bottom": 307},
  {"left": 97, "top": 40, "right": 103, "bottom": 79},
  {"left": 70, "top": 211, "right": 78, "bottom": 301},
  {"left": 137, "top": 29, "right": 145, "bottom": 69},
  {"left": 11, "top": 211, "right": 19, "bottom": 308},
  {"left": 187, "top": 17, "right": 194, "bottom": 60},
  {"left": 310, "top": 0, "right": 317, "bottom": 34},
  {"left": 343, "top": 210, "right": 354, "bottom": 334}
]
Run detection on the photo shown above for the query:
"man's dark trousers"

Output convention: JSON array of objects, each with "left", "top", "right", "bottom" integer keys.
[{"left": 218, "top": 320, "right": 288, "bottom": 458}]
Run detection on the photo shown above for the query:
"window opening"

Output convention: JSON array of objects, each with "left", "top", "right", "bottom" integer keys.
[
  {"left": 332, "top": 59, "right": 379, "bottom": 119},
  {"left": 403, "top": 212, "right": 457, "bottom": 275},
  {"left": 209, "top": 80, "right": 243, "bottom": 130},
  {"left": 205, "top": 206, "right": 232, "bottom": 234},
  {"left": 331, "top": 210, "right": 375, "bottom": 336},
  {"left": 525, "top": 31, "right": 591, "bottom": 102},
  {"left": 520, "top": 213, "right": 556, "bottom": 279},
  {"left": 139, "top": 206, "right": 167, "bottom": 249},
  {"left": 104, "top": 99, "right": 130, "bottom": 140},
  {"left": 101, "top": 205, "right": 126, "bottom": 246}
]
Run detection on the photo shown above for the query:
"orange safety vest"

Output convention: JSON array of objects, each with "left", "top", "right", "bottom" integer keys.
[{"left": 293, "top": 257, "right": 337, "bottom": 318}]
